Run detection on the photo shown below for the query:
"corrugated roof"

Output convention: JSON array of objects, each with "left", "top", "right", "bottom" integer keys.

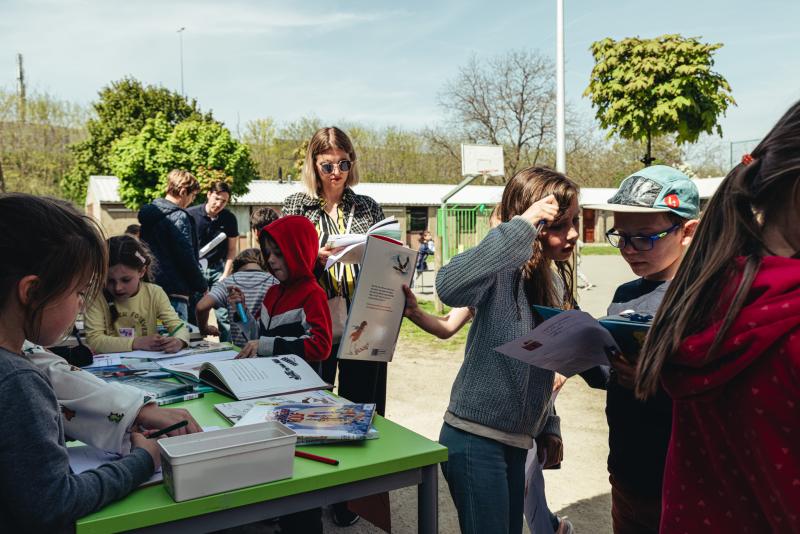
[
  {"left": 86, "top": 176, "right": 723, "bottom": 208},
  {"left": 87, "top": 176, "right": 123, "bottom": 203}
]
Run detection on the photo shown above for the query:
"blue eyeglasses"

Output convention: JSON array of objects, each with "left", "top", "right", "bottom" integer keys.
[{"left": 605, "top": 224, "right": 680, "bottom": 251}]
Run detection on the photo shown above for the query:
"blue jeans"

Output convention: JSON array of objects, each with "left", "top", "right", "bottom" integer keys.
[
  {"left": 169, "top": 297, "right": 188, "bottom": 322},
  {"left": 439, "top": 422, "right": 528, "bottom": 534}
]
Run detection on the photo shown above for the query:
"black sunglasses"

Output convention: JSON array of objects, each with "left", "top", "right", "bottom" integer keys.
[{"left": 318, "top": 160, "right": 352, "bottom": 174}]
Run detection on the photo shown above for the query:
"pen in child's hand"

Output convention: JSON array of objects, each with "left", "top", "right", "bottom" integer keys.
[
  {"left": 167, "top": 322, "right": 185, "bottom": 337},
  {"left": 236, "top": 303, "right": 248, "bottom": 324},
  {"left": 147, "top": 419, "right": 189, "bottom": 439}
]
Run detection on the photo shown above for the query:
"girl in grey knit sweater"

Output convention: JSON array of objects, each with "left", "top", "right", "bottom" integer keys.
[{"left": 436, "top": 167, "right": 580, "bottom": 534}]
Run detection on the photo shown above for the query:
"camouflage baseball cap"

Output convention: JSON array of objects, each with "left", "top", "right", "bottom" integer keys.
[{"left": 584, "top": 165, "right": 700, "bottom": 219}]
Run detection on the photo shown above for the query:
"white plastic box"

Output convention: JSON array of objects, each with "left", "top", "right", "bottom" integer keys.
[{"left": 158, "top": 422, "right": 296, "bottom": 502}]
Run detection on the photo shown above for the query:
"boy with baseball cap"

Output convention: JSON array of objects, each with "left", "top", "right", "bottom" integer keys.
[{"left": 585, "top": 165, "right": 700, "bottom": 533}]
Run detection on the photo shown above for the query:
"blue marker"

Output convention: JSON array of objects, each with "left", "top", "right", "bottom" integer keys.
[{"left": 236, "top": 303, "right": 248, "bottom": 324}]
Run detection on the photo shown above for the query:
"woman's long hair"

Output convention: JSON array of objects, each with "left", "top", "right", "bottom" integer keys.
[
  {"left": 636, "top": 100, "right": 800, "bottom": 398},
  {"left": 499, "top": 166, "right": 578, "bottom": 310}
]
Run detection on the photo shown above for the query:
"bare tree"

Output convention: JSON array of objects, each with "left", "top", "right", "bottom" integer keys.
[{"left": 437, "top": 50, "right": 556, "bottom": 180}]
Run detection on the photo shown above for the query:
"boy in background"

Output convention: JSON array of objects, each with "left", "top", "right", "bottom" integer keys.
[
  {"left": 137, "top": 169, "right": 206, "bottom": 320},
  {"left": 585, "top": 166, "right": 699, "bottom": 533}
]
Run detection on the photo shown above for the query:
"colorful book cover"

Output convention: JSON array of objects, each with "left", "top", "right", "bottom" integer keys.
[
  {"left": 235, "top": 403, "right": 377, "bottom": 443},
  {"left": 214, "top": 390, "right": 342, "bottom": 423}
]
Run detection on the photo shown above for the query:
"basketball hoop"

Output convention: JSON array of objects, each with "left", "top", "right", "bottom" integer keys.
[{"left": 461, "top": 144, "right": 504, "bottom": 178}]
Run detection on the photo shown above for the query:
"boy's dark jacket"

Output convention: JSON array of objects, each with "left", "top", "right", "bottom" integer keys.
[
  {"left": 257, "top": 215, "right": 332, "bottom": 362},
  {"left": 658, "top": 256, "right": 799, "bottom": 533},
  {"left": 138, "top": 198, "right": 206, "bottom": 297}
]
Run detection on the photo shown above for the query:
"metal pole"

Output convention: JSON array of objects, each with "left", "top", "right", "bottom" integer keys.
[
  {"left": 177, "top": 27, "right": 186, "bottom": 96},
  {"left": 440, "top": 174, "right": 480, "bottom": 265},
  {"left": 555, "top": 0, "right": 566, "bottom": 173},
  {"left": 16, "top": 53, "right": 26, "bottom": 124}
]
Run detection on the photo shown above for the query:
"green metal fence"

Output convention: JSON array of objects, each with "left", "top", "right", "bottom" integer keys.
[{"left": 437, "top": 204, "right": 494, "bottom": 264}]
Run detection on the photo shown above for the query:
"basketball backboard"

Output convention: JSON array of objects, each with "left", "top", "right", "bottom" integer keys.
[{"left": 461, "top": 144, "right": 504, "bottom": 177}]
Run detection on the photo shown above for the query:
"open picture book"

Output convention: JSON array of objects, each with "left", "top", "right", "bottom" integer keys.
[
  {"left": 164, "top": 354, "right": 331, "bottom": 400},
  {"left": 532, "top": 305, "right": 651, "bottom": 357},
  {"left": 324, "top": 217, "right": 402, "bottom": 269},
  {"left": 494, "top": 306, "right": 650, "bottom": 376}
]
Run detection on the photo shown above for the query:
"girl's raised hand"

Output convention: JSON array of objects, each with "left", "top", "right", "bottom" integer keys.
[{"left": 521, "top": 194, "right": 559, "bottom": 228}]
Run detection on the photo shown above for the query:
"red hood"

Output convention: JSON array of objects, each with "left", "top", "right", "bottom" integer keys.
[
  {"left": 261, "top": 215, "right": 319, "bottom": 285},
  {"left": 663, "top": 255, "right": 800, "bottom": 399}
]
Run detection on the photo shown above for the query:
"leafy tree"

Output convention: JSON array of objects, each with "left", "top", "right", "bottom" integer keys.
[
  {"left": 61, "top": 77, "right": 212, "bottom": 202},
  {"left": 0, "top": 89, "right": 88, "bottom": 196},
  {"left": 436, "top": 49, "right": 556, "bottom": 180},
  {"left": 109, "top": 114, "right": 258, "bottom": 209},
  {"left": 584, "top": 34, "right": 735, "bottom": 165}
]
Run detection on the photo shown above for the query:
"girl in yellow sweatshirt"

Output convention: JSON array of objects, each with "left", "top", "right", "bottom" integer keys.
[{"left": 85, "top": 235, "right": 190, "bottom": 354}]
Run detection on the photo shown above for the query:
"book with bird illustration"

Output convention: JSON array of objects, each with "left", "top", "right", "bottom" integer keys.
[{"left": 338, "top": 235, "right": 416, "bottom": 362}]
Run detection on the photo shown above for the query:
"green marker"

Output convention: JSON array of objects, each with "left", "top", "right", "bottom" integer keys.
[{"left": 167, "top": 322, "right": 185, "bottom": 337}]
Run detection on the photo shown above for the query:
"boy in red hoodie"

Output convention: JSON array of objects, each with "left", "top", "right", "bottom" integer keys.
[
  {"left": 235, "top": 215, "right": 332, "bottom": 534},
  {"left": 237, "top": 215, "right": 332, "bottom": 363},
  {"left": 637, "top": 100, "right": 800, "bottom": 533}
]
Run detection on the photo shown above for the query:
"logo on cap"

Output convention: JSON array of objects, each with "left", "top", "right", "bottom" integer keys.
[{"left": 664, "top": 194, "right": 681, "bottom": 209}]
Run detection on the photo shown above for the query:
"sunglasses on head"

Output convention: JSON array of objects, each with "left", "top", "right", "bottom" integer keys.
[{"left": 317, "top": 160, "right": 352, "bottom": 175}]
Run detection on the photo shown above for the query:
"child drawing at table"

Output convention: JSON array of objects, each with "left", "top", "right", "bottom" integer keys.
[{"left": 0, "top": 194, "right": 160, "bottom": 531}]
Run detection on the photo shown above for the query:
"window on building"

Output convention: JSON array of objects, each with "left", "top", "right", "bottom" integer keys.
[{"left": 407, "top": 207, "right": 428, "bottom": 233}]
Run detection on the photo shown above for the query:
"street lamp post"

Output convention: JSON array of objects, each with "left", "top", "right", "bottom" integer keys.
[
  {"left": 177, "top": 27, "right": 185, "bottom": 96},
  {"left": 555, "top": 0, "right": 565, "bottom": 174}
]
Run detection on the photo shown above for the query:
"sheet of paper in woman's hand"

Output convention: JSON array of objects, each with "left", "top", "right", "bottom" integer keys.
[{"left": 494, "top": 310, "right": 617, "bottom": 376}]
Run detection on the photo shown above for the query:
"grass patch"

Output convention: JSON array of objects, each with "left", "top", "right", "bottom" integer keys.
[
  {"left": 581, "top": 245, "right": 619, "bottom": 256},
  {"left": 398, "top": 298, "right": 470, "bottom": 351}
]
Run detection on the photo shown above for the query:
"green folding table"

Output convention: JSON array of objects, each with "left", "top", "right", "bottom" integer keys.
[{"left": 75, "top": 392, "right": 448, "bottom": 533}]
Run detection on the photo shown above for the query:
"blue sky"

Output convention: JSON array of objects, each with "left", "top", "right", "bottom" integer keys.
[{"left": 2, "top": 0, "right": 799, "bottom": 151}]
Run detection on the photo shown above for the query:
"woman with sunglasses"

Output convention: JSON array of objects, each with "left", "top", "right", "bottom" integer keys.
[{"left": 282, "top": 126, "right": 384, "bottom": 529}]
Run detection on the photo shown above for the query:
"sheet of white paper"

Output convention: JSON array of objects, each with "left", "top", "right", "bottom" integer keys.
[
  {"left": 83, "top": 354, "right": 122, "bottom": 368},
  {"left": 494, "top": 310, "right": 617, "bottom": 376},
  {"left": 68, "top": 446, "right": 163, "bottom": 486},
  {"left": 68, "top": 426, "right": 223, "bottom": 486},
  {"left": 160, "top": 350, "right": 239, "bottom": 368},
  {"left": 96, "top": 341, "right": 233, "bottom": 361}
]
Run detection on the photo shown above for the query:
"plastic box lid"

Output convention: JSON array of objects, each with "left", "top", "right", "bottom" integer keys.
[{"left": 158, "top": 422, "right": 296, "bottom": 466}]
